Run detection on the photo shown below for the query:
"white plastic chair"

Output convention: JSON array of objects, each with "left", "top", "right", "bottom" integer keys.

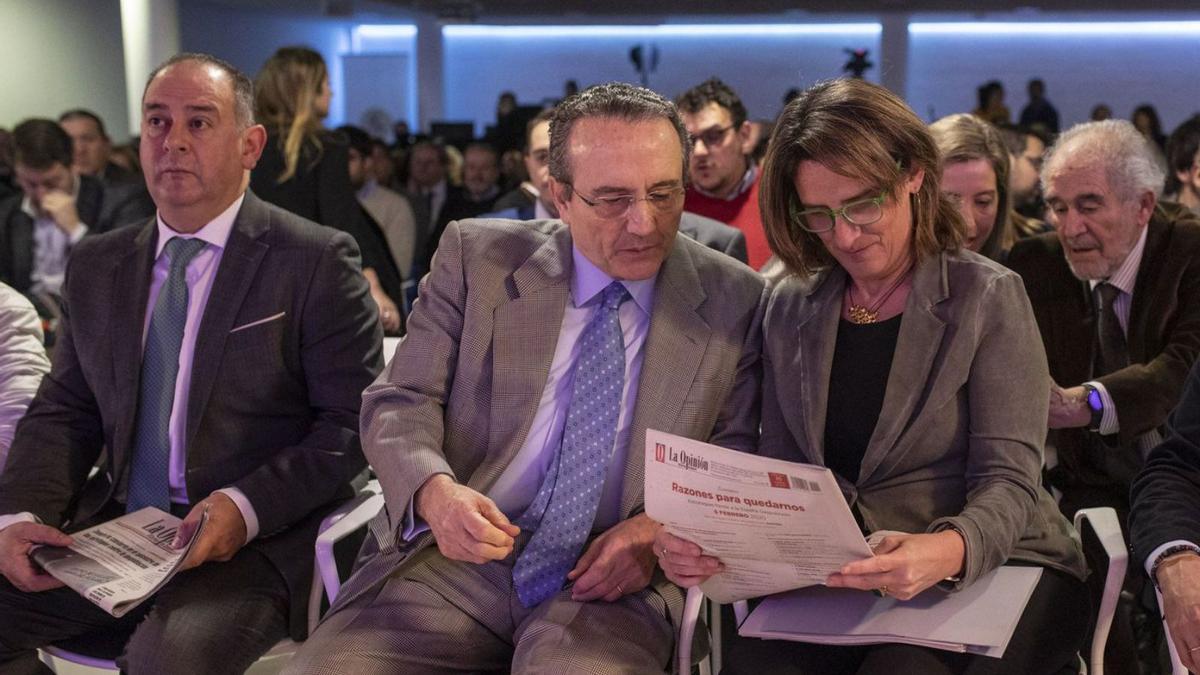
[
  {"left": 38, "top": 481, "right": 383, "bottom": 673},
  {"left": 677, "top": 506, "right": 1128, "bottom": 675}
]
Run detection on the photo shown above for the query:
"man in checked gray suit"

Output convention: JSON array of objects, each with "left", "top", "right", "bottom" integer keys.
[{"left": 289, "top": 83, "right": 766, "bottom": 673}]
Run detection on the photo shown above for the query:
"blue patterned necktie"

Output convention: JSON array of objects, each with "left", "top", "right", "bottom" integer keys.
[
  {"left": 513, "top": 281, "right": 631, "bottom": 608},
  {"left": 126, "top": 237, "right": 208, "bottom": 513}
]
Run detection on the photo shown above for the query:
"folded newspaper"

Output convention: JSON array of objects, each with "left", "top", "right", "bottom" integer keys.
[
  {"left": 31, "top": 506, "right": 208, "bottom": 617},
  {"left": 643, "top": 430, "right": 1040, "bottom": 657}
]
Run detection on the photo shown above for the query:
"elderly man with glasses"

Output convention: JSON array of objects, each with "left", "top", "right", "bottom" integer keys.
[{"left": 286, "top": 82, "right": 767, "bottom": 675}]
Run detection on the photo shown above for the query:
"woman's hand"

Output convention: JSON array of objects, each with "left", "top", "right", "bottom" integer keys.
[
  {"left": 656, "top": 529, "right": 723, "bottom": 587},
  {"left": 826, "top": 530, "right": 965, "bottom": 600}
]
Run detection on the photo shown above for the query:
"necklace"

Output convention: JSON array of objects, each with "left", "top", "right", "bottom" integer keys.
[{"left": 846, "top": 267, "right": 912, "bottom": 324}]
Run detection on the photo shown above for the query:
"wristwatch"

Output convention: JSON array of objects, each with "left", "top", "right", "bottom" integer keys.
[{"left": 1082, "top": 384, "right": 1103, "bottom": 432}]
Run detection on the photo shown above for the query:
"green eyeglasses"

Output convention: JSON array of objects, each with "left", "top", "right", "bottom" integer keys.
[{"left": 790, "top": 190, "right": 889, "bottom": 234}]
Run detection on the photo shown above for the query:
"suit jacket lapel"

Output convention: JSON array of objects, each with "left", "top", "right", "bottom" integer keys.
[
  {"left": 859, "top": 254, "right": 948, "bottom": 484},
  {"left": 620, "top": 239, "right": 711, "bottom": 517},
  {"left": 795, "top": 269, "right": 844, "bottom": 467},
  {"left": 1126, "top": 214, "right": 1167, "bottom": 361},
  {"left": 184, "top": 193, "right": 270, "bottom": 451},
  {"left": 111, "top": 218, "right": 158, "bottom": 472},
  {"left": 470, "top": 227, "right": 572, "bottom": 493}
]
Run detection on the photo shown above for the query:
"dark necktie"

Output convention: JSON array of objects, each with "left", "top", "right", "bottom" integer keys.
[
  {"left": 512, "top": 281, "right": 630, "bottom": 608},
  {"left": 1093, "top": 282, "right": 1129, "bottom": 378},
  {"left": 126, "top": 237, "right": 207, "bottom": 512}
]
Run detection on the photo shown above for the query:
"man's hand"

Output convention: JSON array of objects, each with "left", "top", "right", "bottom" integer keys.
[
  {"left": 175, "top": 492, "right": 248, "bottom": 571},
  {"left": 39, "top": 191, "right": 82, "bottom": 236},
  {"left": 0, "top": 522, "right": 72, "bottom": 592},
  {"left": 826, "top": 530, "right": 965, "bottom": 601},
  {"left": 567, "top": 513, "right": 659, "bottom": 602},
  {"left": 1049, "top": 383, "right": 1091, "bottom": 429},
  {"left": 1157, "top": 552, "right": 1200, "bottom": 672},
  {"left": 656, "top": 529, "right": 723, "bottom": 588},
  {"left": 363, "top": 267, "right": 401, "bottom": 334},
  {"left": 416, "top": 474, "right": 519, "bottom": 564}
]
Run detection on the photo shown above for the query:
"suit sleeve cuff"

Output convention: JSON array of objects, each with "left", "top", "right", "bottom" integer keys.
[
  {"left": 402, "top": 495, "right": 431, "bottom": 542},
  {"left": 215, "top": 488, "right": 259, "bottom": 544},
  {"left": 1145, "top": 539, "right": 1200, "bottom": 577},
  {"left": 68, "top": 223, "right": 89, "bottom": 244},
  {"left": 0, "top": 512, "right": 40, "bottom": 532},
  {"left": 1085, "top": 380, "right": 1119, "bottom": 435}
]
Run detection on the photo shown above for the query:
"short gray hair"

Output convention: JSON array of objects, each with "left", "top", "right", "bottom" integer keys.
[
  {"left": 1043, "top": 119, "right": 1165, "bottom": 202},
  {"left": 548, "top": 82, "right": 690, "bottom": 186},
  {"left": 144, "top": 52, "right": 256, "bottom": 129}
]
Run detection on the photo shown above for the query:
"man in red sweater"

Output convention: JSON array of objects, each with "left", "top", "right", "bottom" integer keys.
[{"left": 676, "top": 78, "right": 769, "bottom": 269}]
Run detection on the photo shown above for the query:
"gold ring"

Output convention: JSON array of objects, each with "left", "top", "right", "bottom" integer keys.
[
  {"left": 1190, "top": 645, "right": 1200, "bottom": 652},
  {"left": 879, "top": 586, "right": 889, "bottom": 597},
  {"left": 616, "top": 584, "right": 624, "bottom": 594}
]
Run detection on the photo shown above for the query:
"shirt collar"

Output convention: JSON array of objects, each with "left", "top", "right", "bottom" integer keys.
[
  {"left": 692, "top": 162, "right": 758, "bottom": 201},
  {"left": 1088, "top": 224, "right": 1148, "bottom": 296},
  {"left": 570, "top": 245, "right": 656, "bottom": 315},
  {"left": 357, "top": 179, "right": 379, "bottom": 200},
  {"left": 21, "top": 173, "right": 81, "bottom": 220},
  {"left": 534, "top": 198, "right": 554, "bottom": 220},
  {"left": 154, "top": 192, "right": 244, "bottom": 258}
]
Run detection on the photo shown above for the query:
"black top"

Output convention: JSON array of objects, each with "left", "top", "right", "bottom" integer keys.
[
  {"left": 823, "top": 314, "right": 903, "bottom": 483},
  {"left": 250, "top": 130, "right": 405, "bottom": 316}
]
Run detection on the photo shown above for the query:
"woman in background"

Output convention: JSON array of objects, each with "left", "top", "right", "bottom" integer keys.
[
  {"left": 251, "top": 46, "right": 403, "bottom": 334},
  {"left": 930, "top": 113, "right": 1015, "bottom": 263}
]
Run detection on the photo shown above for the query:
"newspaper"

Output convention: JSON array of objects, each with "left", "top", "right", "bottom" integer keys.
[
  {"left": 644, "top": 430, "right": 872, "bottom": 604},
  {"left": 31, "top": 506, "right": 208, "bottom": 617}
]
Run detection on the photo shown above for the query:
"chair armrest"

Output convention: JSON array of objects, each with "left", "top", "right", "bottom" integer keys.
[
  {"left": 678, "top": 586, "right": 706, "bottom": 675},
  {"left": 309, "top": 482, "right": 385, "bottom": 631},
  {"left": 1074, "top": 506, "right": 1128, "bottom": 675}
]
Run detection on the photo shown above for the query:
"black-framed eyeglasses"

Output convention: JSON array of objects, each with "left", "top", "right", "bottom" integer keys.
[
  {"left": 790, "top": 190, "right": 889, "bottom": 234},
  {"left": 690, "top": 125, "right": 734, "bottom": 149},
  {"left": 568, "top": 185, "right": 685, "bottom": 219}
]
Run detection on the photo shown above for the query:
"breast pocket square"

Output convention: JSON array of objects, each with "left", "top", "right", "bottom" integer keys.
[{"left": 230, "top": 311, "right": 286, "bottom": 334}]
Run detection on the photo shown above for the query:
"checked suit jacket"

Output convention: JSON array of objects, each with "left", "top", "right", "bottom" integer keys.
[
  {"left": 0, "top": 191, "right": 383, "bottom": 639},
  {"left": 334, "top": 217, "right": 767, "bottom": 627}
]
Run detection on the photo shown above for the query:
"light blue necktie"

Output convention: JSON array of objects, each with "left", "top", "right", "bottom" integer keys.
[
  {"left": 126, "top": 237, "right": 207, "bottom": 513},
  {"left": 513, "top": 281, "right": 630, "bottom": 608}
]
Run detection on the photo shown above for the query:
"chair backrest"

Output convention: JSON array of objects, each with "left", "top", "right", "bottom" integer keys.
[{"left": 1073, "top": 507, "right": 1129, "bottom": 675}]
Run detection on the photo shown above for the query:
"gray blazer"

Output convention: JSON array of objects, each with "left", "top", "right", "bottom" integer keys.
[
  {"left": 759, "top": 250, "right": 1085, "bottom": 586},
  {"left": 336, "top": 218, "right": 767, "bottom": 622}
]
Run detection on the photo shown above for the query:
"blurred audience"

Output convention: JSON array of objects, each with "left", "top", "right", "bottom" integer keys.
[
  {"left": 340, "top": 124, "right": 418, "bottom": 285},
  {"left": 973, "top": 79, "right": 1011, "bottom": 125},
  {"left": 0, "top": 118, "right": 153, "bottom": 326},
  {"left": 1133, "top": 103, "right": 1168, "bottom": 153},
  {"left": 676, "top": 77, "right": 769, "bottom": 269},
  {"left": 1018, "top": 78, "right": 1060, "bottom": 135},
  {"left": 1166, "top": 115, "right": 1200, "bottom": 215},
  {"left": 58, "top": 109, "right": 142, "bottom": 186}
]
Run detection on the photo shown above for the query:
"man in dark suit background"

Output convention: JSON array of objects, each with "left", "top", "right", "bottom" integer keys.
[
  {"left": 1008, "top": 118, "right": 1200, "bottom": 674},
  {"left": 0, "top": 52, "right": 381, "bottom": 674},
  {"left": 1007, "top": 119, "right": 1200, "bottom": 518},
  {"left": 0, "top": 119, "right": 153, "bottom": 319},
  {"left": 58, "top": 109, "right": 143, "bottom": 187}
]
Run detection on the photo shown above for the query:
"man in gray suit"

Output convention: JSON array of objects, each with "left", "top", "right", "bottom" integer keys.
[
  {"left": 0, "top": 53, "right": 381, "bottom": 673},
  {"left": 289, "top": 83, "right": 765, "bottom": 674}
]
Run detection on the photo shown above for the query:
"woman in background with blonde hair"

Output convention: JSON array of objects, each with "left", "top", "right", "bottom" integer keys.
[
  {"left": 929, "top": 113, "right": 1015, "bottom": 263},
  {"left": 250, "top": 46, "right": 404, "bottom": 334}
]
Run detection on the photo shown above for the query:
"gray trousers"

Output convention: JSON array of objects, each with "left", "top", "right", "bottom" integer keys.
[
  {"left": 0, "top": 547, "right": 290, "bottom": 675},
  {"left": 286, "top": 545, "right": 674, "bottom": 674}
]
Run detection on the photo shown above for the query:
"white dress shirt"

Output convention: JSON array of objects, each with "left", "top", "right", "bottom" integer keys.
[
  {"left": 22, "top": 177, "right": 88, "bottom": 297},
  {"left": 0, "top": 284, "right": 50, "bottom": 470}
]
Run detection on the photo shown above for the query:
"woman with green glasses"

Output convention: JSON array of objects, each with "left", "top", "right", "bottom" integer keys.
[{"left": 658, "top": 78, "right": 1089, "bottom": 674}]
